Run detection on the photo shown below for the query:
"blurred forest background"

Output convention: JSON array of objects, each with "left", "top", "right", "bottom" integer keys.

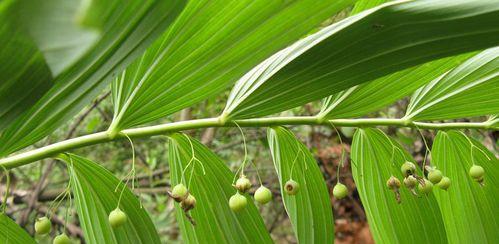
[{"left": 1, "top": 87, "right": 496, "bottom": 243}]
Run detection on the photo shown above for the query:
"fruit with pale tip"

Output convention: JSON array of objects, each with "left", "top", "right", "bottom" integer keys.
[
  {"left": 469, "top": 165, "right": 484, "bottom": 180},
  {"left": 171, "top": 183, "right": 188, "bottom": 202},
  {"left": 254, "top": 186, "right": 272, "bottom": 204},
  {"left": 333, "top": 183, "right": 348, "bottom": 199},
  {"left": 108, "top": 208, "right": 127, "bottom": 229},
  {"left": 418, "top": 179, "right": 433, "bottom": 194},
  {"left": 284, "top": 179, "right": 300, "bottom": 195},
  {"left": 235, "top": 175, "right": 252, "bottom": 193},
  {"left": 437, "top": 177, "right": 451, "bottom": 190},
  {"left": 53, "top": 233, "right": 71, "bottom": 244},
  {"left": 428, "top": 169, "right": 443, "bottom": 184},
  {"left": 229, "top": 192, "right": 247, "bottom": 212},
  {"left": 35, "top": 216, "right": 51, "bottom": 235}
]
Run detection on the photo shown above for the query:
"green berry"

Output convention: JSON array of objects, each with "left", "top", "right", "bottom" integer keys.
[
  {"left": 437, "top": 177, "right": 451, "bottom": 190},
  {"left": 386, "top": 176, "right": 401, "bottom": 190},
  {"left": 53, "top": 233, "right": 71, "bottom": 244},
  {"left": 403, "top": 175, "right": 418, "bottom": 188},
  {"left": 333, "top": 183, "right": 348, "bottom": 199},
  {"left": 254, "top": 186, "right": 272, "bottom": 204},
  {"left": 284, "top": 179, "right": 300, "bottom": 195},
  {"left": 180, "top": 194, "right": 196, "bottom": 211},
  {"left": 469, "top": 165, "right": 485, "bottom": 180},
  {"left": 229, "top": 192, "right": 247, "bottom": 212},
  {"left": 401, "top": 162, "right": 416, "bottom": 177},
  {"left": 171, "top": 184, "right": 188, "bottom": 202},
  {"left": 35, "top": 216, "right": 51, "bottom": 235},
  {"left": 108, "top": 208, "right": 127, "bottom": 229},
  {"left": 418, "top": 179, "right": 433, "bottom": 194},
  {"left": 428, "top": 169, "right": 443, "bottom": 184},
  {"left": 235, "top": 176, "right": 252, "bottom": 193}
]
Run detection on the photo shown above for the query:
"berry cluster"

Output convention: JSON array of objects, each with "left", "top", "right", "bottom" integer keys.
[
  {"left": 229, "top": 175, "right": 273, "bottom": 212},
  {"left": 34, "top": 217, "right": 72, "bottom": 244},
  {"left": 172, "top": 183, "right": 197, "bottom": 212}
]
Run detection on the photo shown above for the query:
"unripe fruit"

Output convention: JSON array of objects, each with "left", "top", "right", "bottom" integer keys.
[
  {"left": 53, "top": 233, "right": 71, "bottom": 244},
  {"left": 284, "top": 179, "right": 300, "bottom": 195},
  {"left": 401, "top": 162, "right": 416, "bottom": 177},
  {"left": 428, "top": 169, "right": 443, "bottom": 184},
  {"left": 437, "top": 177, "right": 451, "bottom": 190},
  {"left": 333, "top": 183, "right": 348, "bottom": 199},
  {"left": 229, "top": 193, "right": 247, "bottom": 212},
  {"left": 171, "top": 184, "right": 188, "bottom": 202},
  {"left": 469, "top": 165, "right": 485, "bottom": 180},
  {"left": 386, "top": 176, "right": 401, "bottom": 190},
  {"left": 254, "top": 186, "right": 272, "bottom": 204},
  {"left": 418, "top": 179, "right": 433, "bottom": 194},
  {"left": 35, "top": 216, "right": 51, "bottom": 235},
  {"left": 403, "top": 175, "right": 418, "bottom": 188},
  {"left": 108, "top": 208, "right": 127, "bottom": 229},
  {"left": 181, "top": 194, "right": 197, "bottom": 211},
  {"left": 235, "top": 176, "right": 252, "bottom": 193}
]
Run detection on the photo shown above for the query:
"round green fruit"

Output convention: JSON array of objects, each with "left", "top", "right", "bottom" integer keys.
[
  {"left": 401, "top": 162, "right": 416, "bottom": 177},
  {"left": 333, "top": 183, "right": 348, "bottom": 199},
  {"left": 437, "top": 177, "right": 451, "bottom": 190},
  {"left": 181, "top": 194, "right": 197, "bottom": 211},
  {"left": 235, "top": 176, "right": 252, "bottom": 193},
  {"left": 254, "top": 186, "right": 272, "bottom": 204},
  {"left": 469, "top": 165, "right": 485, "bottom": 180},
  {"left": 171, "top": 183, "right": 188, "bottom": 202},
  {"left": 108, "top": 208, "right": 127, "bottom": 229},
  {"left": 428, "top": 169, "right": 443, "bottom": 184},
  {"left": 53, "top": 233, "right": 71, "bottom": 244},
  {"left": 34, "top": 216, "right": 51, "bottom": 235},
  {"left": 386, "top": 176, "right": 401, "bottom": 190},
  {"left": 229, "top": 193, "right": 247, "bottom": 212},
  {"left": 284, "top": 179, "right": 300, "bottom": 195},
  {"left": 418, "top": 179, "right": 433, "bottom": 194},
  {"left": 403, "top": 175, "right": 418, "bottom": 188}
]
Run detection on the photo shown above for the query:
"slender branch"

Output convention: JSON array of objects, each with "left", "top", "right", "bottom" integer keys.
[{"left": 0, "top": 116, "right": 496, "bottom": 170}]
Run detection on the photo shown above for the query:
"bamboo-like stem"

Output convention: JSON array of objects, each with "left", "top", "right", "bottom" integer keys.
[{"left": 0, "top": 116, "right": 496, "bottom": 170}]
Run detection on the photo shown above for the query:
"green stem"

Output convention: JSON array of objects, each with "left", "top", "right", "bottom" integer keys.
[{"left": 0, "top": 117, "right": 496, "bottom": 170}]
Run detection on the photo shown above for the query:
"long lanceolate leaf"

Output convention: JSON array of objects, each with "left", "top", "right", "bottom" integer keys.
[
  {"left": 168, "top": 133, "right": 272, "bottom": 243},
  {"left": 267, "top": 127, "right": 334, "bottom": 243},
  {"left": 0, "top": 0, "right": 52, "bottom": 132},
  {"left": 432, "top": 131, "right": 499, "bottom": 243},
  {"left": 222, "top": 0, "right": 499, "bottom": 119},
  {"left": 318, "top": 54, "right": 473, "bottom": 119},
  {"left": 0, "top": 214, "right": 35, "bottom": 244},
  {"left": 405, "top": 48, "right": 499, "bottom": 121},
  {"left": 108, "top": 0, "right": 354, "bottom": 135},
  {"left": 62, "top": 154, "right": 161, "bottom": 244},
  {"left": 0, "top": 0, "right": 186, "bottom": 156},
  {"left": 351, "top": 128, "right": 447, "bottom": 244}
]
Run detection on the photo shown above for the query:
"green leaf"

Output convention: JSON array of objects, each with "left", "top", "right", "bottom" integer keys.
[
  {"left": 13, "top": 0, "right": 99, "bottom": 76},
  {"left": 168, "top": 133, "right": 272, "bottom": 243},
  {"left": 108, "top": 0, "right": 355, "bottom": 134},
  {"left": 405, "top": 48, "right": 499, "bottom": 121},
  {"left": 0, "top": 213, "right": 36, "bottom": 244},
  {"left": 318, "top": 54, "right": 473, "bottom": 119},
  {"left": 432, "top": 130, "right": 499, "bottom": 243},
  {"left": 62, "top": 154, "right": 161, "bottom": 244},
  {"left": 0, "top": 0, "right": 52, "bottom": 132},
  {"left": 351, "top": 0, "right": 387, "bottom": 15},
  {"left": 0, "top": 0, "right": 186, "bottom": 156},
  {"left": 267, "top": 127, "right": 333, "bottom": 243},
  {"left": 350, "top": 128, "right": 447, "bottom": 243},
  {"left": 222, "top": 0, "right": 499, "bottom": 119}
]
